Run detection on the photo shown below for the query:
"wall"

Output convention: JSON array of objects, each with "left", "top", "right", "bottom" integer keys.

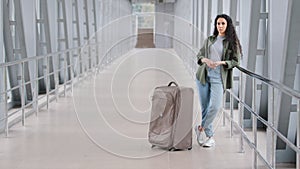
[
  {"left": 155, "top": 3, "right": 174, "bottom": 48},
  {"left": 173, "top": 0, "right": 193, "bottom": 60},
  {"left": 98, "top": 0, "right": 134, "bottom": 62},
  {"left": 269, "top": 0, "right": 289, "bottom": 82}
]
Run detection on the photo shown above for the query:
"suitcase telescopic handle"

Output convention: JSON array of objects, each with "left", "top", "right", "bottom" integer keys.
[{"left": 168, "top": 81, "right": 178, "bottom": 86}]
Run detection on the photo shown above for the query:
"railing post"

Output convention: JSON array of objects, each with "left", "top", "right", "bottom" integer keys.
[
  {"left": 223, "top": 91, "right": 226, "bottom": 126},
  {"left": 35, "top": 58, "right": 39, "bottom": 115},
  {"left": 271, "top": 88, "right": 276, "bottom": 168},
  {"left": 79, "top": 48, "right": 83, "bottom": 78},
  {"left": 230, "top": 88, "right": 234, "bottom": 137},
  {"left": 54, "top": 54, "right": 59, "bottom": 102},
  {"left": 267, "top": 87, "right": 276, "bottom": 167},
  {"left": 64, "top": 52, "right": 67, "bottom": 97},
  {"left": 71, "top": 52, "right": 74, "bottom": 96},
  {"left": 46, "top": 55, "right": 49, "bottom": 109},
  {"left": 4, "top": 66, "right": 8, "bottom": 137},
  {"left": 239, "top": 71, "right": 245, "bottom": 153},
  {"left": 21, "top": 62, "right": 25, "bottom": 126},
  {"left": 297, "top": 99, "right": 300, "bottom": 169},
  {"left": 252, "top": 78, "right": 257, "bottom": 169}
]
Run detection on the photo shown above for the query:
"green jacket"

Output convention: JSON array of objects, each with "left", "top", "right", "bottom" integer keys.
[{"left": 196, "top": 35, "right": 241, "bottom": 90}]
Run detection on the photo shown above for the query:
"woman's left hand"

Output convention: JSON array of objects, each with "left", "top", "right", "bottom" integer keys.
[{"left": 214, "top": 61, "right": 226, "bottom": 67}]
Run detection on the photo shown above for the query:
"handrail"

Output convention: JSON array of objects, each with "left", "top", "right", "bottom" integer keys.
[
  {"left": 236, "top": 65, "right": 300, "bottom": 99},
  {"left": 222, "top": 65, "right": 300, "bottom": 169},
  {"left": 226, "top": 89, "right": 300, "bottom": 154},
  {"left": 0, "top": 43, "right": 99, "bottom": 68}
]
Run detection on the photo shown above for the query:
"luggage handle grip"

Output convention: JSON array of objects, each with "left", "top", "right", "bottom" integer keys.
[{"left": 167, "top": 81, "right": 178, "bottom": 86}]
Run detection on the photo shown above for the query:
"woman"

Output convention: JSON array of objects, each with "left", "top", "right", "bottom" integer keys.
[{"left": 194, "top": 14, "right": 242, "bottom": 147}]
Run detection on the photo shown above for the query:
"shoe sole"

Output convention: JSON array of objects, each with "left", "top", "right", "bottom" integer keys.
[{"left": 202, "top": 142, "right": 215, "bottom": 148}]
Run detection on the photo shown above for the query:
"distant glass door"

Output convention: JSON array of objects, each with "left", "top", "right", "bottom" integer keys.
[{"left": 133, "top": 3, "right": 155, "bottom": 48}]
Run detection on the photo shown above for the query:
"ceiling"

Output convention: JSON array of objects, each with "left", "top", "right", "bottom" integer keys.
[
  {"left": 131, "top": 0, "right": 176, "bottom": 4},
  {"left": 131, "top": 0, "right": 155, "bottom": 3}
]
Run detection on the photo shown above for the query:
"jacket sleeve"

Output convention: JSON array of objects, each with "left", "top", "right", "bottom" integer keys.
[
  {"left": 224, "top": 45, "right": 241, "bottom": 69},
  {"left": 196, "top": 38, "right": 208, "bottom": 65}
]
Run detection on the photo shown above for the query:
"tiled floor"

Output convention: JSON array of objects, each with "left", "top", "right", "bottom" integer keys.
[{"left": 0, "top": 49, "right": 290, "bottom": 169}]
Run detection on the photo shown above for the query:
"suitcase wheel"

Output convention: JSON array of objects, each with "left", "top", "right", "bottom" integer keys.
[
  {"left": 188, "top": 147, "right": 192, "bottom": 150},
  {"left": 168, "top": 147, "right": 175, "bottom": 151}
]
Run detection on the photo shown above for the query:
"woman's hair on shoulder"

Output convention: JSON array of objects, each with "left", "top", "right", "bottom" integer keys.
[{"left": 213, "top": 14, "right": 243, "bottom": 56}]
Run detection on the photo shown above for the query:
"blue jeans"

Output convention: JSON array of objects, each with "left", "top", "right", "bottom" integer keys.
[{"left": 196, "top": 68, "right": 223, "bottom": 137}]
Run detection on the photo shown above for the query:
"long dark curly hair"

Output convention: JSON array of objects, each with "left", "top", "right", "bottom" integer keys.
[{"left": 213, "top": 14, "right": 243, "bottom": 56}]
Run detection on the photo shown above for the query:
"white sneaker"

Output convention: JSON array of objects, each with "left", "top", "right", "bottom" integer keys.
[
  {"left": 202, "top": 137, "right": 215, "bottom": 147},
  {"left": 194, "top": 125, "right": 205, "bottom": 145}
]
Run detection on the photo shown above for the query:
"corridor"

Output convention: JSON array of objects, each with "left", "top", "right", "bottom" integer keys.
[
  {"left": 0, "top": 0, "right": 299, "bottom": 169},
  {"left": 1, "top": 49, "right": 258, "bottom": 169}
]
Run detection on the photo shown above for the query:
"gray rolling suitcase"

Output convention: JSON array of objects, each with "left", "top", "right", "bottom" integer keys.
[{"left": 148, "top": 81, "right": 194, "bottom": 151}]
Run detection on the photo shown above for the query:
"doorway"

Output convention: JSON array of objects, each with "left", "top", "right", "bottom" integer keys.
[{"left": 133, "top": 3, "right": 155, "bottom": 48}]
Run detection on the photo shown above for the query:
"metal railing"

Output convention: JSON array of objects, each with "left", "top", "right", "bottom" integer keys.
[
  {"left": 0, "top": 43, "right": 135, "bottom": 136},
  {"left": 223, "top": 65, "right": 300, "bottom": 169},
  {"left": 0, "top": 47, "right": 88, "bottom": 136},
  {"left": 0, "top": 14, "right": 137, "bottom": 137}
]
